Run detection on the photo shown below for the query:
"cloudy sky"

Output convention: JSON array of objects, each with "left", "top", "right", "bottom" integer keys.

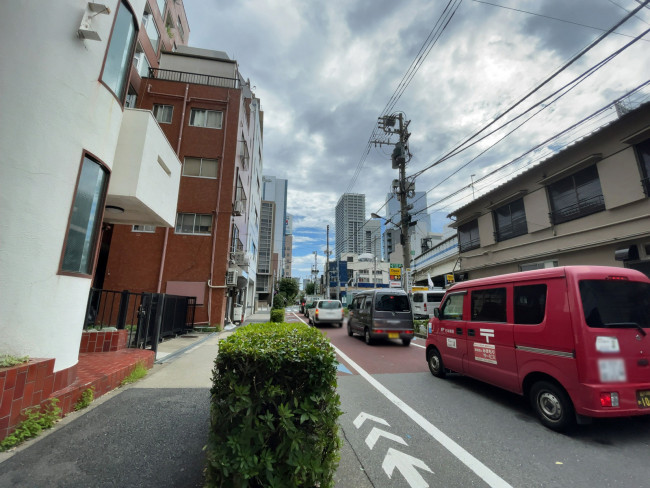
[{"left": 183, "top": 0, "right": 650, "bottom": 280}]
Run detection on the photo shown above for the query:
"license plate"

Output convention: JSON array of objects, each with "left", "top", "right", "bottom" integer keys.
[
  {"left": 388, "top": 332, "right": 399, "bottom": 339},
  {"left": 637, "top": 390, "right": 650, "bottom": 409}
]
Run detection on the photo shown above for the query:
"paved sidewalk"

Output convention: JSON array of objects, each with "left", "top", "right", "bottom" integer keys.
[{"left": 0, "top": 309, "right": 370, "bottom": 487}]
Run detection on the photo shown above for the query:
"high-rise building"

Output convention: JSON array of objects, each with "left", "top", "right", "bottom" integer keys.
[
  {"left": 257, "top": 176, "right": 287, "bottom": 305},
  {"left": 283, "top": 214, "right": 293, "bottom": 278},
  {"left": 364, "top": 219, "right": 382, "bottom": 259},
  {"left": 335, "top": 193, "right": 366, "bottom": 258},
  {"left": 256, "top": 201, "right": 275, "bottom": 307}
]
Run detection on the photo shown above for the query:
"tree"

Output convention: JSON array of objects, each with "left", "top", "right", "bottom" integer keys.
[
  {"left": 277, "top": 278, "right": 299, "bottom": 303},
  {"left": 305, "top": 282, "right": 316, "bottom": 295}
]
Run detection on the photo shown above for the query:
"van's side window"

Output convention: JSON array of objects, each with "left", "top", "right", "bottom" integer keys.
[
  {"left": 364, "top": 297, "right": 372, "bottom": 311},
  {"left": 440, "top": 294, "right": 464, "bottom": 320},
  {"left": 514, "top": 284, "right": 547, "bottom": 324},
  {"left": 471, "top": 288, "right": 507, "bottom": 322}
]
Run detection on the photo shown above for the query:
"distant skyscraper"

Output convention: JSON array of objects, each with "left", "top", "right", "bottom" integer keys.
[
  {"left": 364, "top": 219, "right": 382, "bottom": 259},
  {"left": 283, "top": 214, "right": 293, "bottom": 277},
  {"left": 262, "top": 176, "right": 288, "bottom": 276},
  {"left": 335, "top": 193, "right": 366, "bottom": 258}
]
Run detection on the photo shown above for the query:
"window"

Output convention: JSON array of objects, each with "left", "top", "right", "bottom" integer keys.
[
  {"left": 494, "top": 198, "right": 528, "bottom": 242},
  {"left": 458, "top": 219, "right": 480, "bottom": 252},
  {"left": 579, "top": 280, "right": 650, "bottom": 329},
  {"left": 189, "top": 109, "right": 223, "bottom": 129},
  {"left": 101, "top": 0, "right": 137, "bottom": 103},
  {"left": 175, "top": 213, "right": 212, "bottom": 235},
  {"left": 61, "top": 155, "right": 109, "bottom": 275},
  {"left": 375, "top": 294, "right": 411, "bottom": 312},
  {"left": 413, "top": 294, "right": 424, "bottom": 303},
  {"left": 471, "top": 288, "right": 506, "bottom": 322},
  {"left": 439, "top": 293, "right": 464, "bottom": 320},
  {"left": 514, "top": 284, "right": 547, "bottom": 324},
  {"left": 125, "top": 86, "right": 137, "bottom": 108},
  {"left": 182, "top": 157, "right": 218, "bottom": 178},
  {"left": 635, "top": 138, "right": 650, "bottom": 196},
  {"left": 156, "top": 0, "right": 166, "bottom": 15},
  {"left": 142, "top": 5, "right": 160, "bottom": 53},
  {"left": 132, "top": 224, "right": 156, "bottom": 233},
  {"left": 133, "top": 44, "right": 150, "bottom": 78},
  {"left": 548, "top": 166, "right": 605, "bottom": 224},
  {"left": 153, "top": 104, "right": 173, "bottom": 124},
  {"left": 519, "top": 260, "right": 558, "bottom": 271}
]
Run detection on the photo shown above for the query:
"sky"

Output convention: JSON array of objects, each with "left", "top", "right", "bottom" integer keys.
[{"left": 182, "top": 0, "right": 650, "bottom": 282}]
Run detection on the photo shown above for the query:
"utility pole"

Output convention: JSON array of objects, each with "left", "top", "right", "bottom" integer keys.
[
  {"left": 373, "top": 113, "right": 413, "bottom": 291},
  {"left": 325, "top": 225, "right": 330, "bottom": 298}
]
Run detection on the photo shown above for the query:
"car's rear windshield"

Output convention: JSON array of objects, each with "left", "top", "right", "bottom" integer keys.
[
  {"left": 375, "top": 294, "right": 411, "bottom": 312},
  {"left": 579, "top": 279, "right": 650, "bottom": 328},
  {"left": 319, "top": 300, "right": 341, "bottom": 309}
]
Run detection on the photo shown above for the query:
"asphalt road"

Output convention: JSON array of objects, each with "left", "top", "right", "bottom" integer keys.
[{"left": 288, "top": 310, "right": 650, "bottom": 488}]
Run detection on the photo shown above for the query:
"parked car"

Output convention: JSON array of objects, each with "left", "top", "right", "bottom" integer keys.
[
  {"left": 411, "top": 289, "right": 446, "bottom": 319},
  {"left": 425, "top": 265, "right": 650, "bottom": 432},
  {"left": 347, "top": 289, "right": 415, "bottom": 346},
  {"left": 304, "top": 298, "right": 318, "bottom": 317},
  {"left": 308, "top": 300, "right": 343, "bottom": 327}
]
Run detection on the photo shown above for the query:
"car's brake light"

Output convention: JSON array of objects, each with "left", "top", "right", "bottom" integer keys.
[
  {"left": 600, "top": 392, "right": 620, "bottom": 407},
  {"left": 606, "top": 276, "right": 628, "bottom": 281},
  {"left": 424, "top": 303, "right": 427, "bottom": 311}
]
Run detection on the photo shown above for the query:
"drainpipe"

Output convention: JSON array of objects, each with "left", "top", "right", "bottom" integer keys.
[
  {"left": 207, "top": 90, "right": 231, "bottom": 326},
  {"left": 156, "top": 83, "right": 190, "bottom": 293}
]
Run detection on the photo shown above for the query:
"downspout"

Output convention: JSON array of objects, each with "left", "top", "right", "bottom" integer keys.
[
  {"left": 207, "top": 90, "right": 231, "bottom": 325},
  {"left": 156, "top": 83, "right": 190, "bottom": 293}
]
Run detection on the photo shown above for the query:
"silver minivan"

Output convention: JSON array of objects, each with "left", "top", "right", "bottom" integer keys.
[
  {"left": 347, "top": 289, "right": 415, "bottom": 346},
  {"left": 411, "top": 289, "right": 446, "bottom": 319}
]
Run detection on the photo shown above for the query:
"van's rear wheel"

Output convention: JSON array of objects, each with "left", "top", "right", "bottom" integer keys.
[
  {"left": 364, "top": 328, "right": 374, "bottom": 345},
  {"left": 530, "top": 381, "right": 575, "bottom": 432},
  {"left": 427, "top": 348, "right": 446, "bottom": 378}
]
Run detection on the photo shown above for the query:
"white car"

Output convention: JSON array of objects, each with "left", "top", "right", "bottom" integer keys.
[{"left": 309, "top": 300, "right": 344, "bottom": 327}]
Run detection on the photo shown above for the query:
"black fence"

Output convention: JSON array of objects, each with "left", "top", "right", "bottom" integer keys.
[
  {"left": 84, "top": 288, "right": 196, "bottom": 353},
  {"left": 147, "top": 67, "right": 240, "bottom": 89}
]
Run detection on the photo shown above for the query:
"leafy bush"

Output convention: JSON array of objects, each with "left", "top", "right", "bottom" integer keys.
[
  {"left": 120, "top": 361, "right": 148, "bottom": 385},
  {"left": 0, "top": 399, "right": 61, "bottom": 452},
  {"left": 206, "top": 322, "right": 342, "bottom": 487},
  {"left": 270, "top": 308, "right": 285, "bottom": 323},
  {"left": 272, "top": 293, "right": 287, "bottom": 310},
  {"left": 74, "top": 387, "right": 95, "bottom": 411},
  {"left": 0, "top": 355, "right": 29, "bottom": 368}
]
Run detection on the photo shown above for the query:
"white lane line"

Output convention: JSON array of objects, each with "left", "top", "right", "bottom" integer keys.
[
  {"left": 294, "top": 314, "right": 513, "bottom": 488},
  {"left": 411, "top": 341, "right": 425, "bottom": 349}
]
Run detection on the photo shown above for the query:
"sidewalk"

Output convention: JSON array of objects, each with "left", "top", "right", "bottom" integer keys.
[{"left": 0, "top": 309, "right": 370, "bottom": 487}]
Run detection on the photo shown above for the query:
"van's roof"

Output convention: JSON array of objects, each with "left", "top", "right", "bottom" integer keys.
[
  {"left": 356, "top": 289, "right": 408, "bottom": 296},
  {"left": 447, "top": 265, "right": 649, "bottom": 291}
]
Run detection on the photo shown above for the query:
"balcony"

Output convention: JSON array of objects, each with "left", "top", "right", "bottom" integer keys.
[
  {"left": 550, "top": 194, "right": 606, "bottom": 225},
  {"left": 105, "top": 109, "right": 181, "bottom": 227},
  {"left": 148, "top": 68, "right": 239, "bottom": 89}
]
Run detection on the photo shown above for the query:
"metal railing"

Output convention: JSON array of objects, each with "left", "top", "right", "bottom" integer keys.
[
  {"left": 147, "top": 68, "right": 239, "bottom": 89},
  {"left": 459, "top": 236, "right": 480, "bottom": 253},
  {"left": 550, "top": 194, "right": 605, "bottom": 225},
  {"left": 84, "top": 288, "right": 196, "bottom": 353},
  {"left": 495, "top": 216, "right": 528, "bottom": 242}
]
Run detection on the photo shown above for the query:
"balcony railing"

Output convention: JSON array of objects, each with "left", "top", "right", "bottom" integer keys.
[
  {"left": 550, "top": 194, "right": 605, "bottom": 225},
  {"left": 147, "top": 68, "right": 240, "bottom": 89},
  {"left": 495, "top": 216, "right": 528, "bottom": 242},
  {"left": 459, "top": 236, "right": 480, "bottom": 253}
]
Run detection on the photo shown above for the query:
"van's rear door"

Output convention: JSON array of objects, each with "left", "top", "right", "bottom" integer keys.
[{"left": 372, "top": 293, "right": 413, "bottom": 335}]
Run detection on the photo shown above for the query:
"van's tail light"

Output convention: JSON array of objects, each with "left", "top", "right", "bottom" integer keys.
[
  {"left": 424, "top": 303, "right": 427, "bottom": 311},
  {"left": 606, "top": 276, "right": 628, "bottom": 281},
  {"left": 600, "top": 392, "right": 620, "bottom": 407},
  {"left": 315, "top": 309, "right": 319, "bottom": 317}
]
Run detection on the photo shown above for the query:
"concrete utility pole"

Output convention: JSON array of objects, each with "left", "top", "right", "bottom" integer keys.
[
  {"left": 325, "top": 225, "right": 331, "bottom": 298},
  {"left": 373, "top": 113, "right": 412, "bottom": 290}
]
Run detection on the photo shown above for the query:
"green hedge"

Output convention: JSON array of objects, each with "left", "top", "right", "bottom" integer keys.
[
  {"left": 270, "top": 308, "right": 285, "bottom": 323},
  {"left": 206, "top": 322, "right": 342, "bottom": 487}
]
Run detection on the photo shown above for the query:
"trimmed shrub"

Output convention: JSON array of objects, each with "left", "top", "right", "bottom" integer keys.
[
  {"left": 272, "top": 292, "right": 287, "bottom": 310},
  {"left": 270, "top": 308, "right": 285, "bottom": 323},
  {"left": 206, "top": 322, "right": 342, "bottom": 487}
]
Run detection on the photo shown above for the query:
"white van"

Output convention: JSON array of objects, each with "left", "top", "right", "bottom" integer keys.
[{"left": 411, "top": 289, "right": 446, "bottom": 319}]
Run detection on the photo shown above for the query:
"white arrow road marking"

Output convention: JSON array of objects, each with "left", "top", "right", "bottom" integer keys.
[
  {"left": 353, "top": 411, "right": 390, "bottom": 429},
  {"left": 382, "top": 447, "right": 434, "bottom": 488},
  {"left": 365, "top": 427, "right": 408, "bottom": 450}
]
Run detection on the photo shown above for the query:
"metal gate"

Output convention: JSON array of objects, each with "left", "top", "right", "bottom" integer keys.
[{"left": 84, "top": 288, "right": 196, "bottom": 353}]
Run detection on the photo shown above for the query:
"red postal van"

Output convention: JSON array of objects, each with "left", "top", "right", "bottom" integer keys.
[{"left": 425, "top": 266, "right": 650, "bottom": 431}]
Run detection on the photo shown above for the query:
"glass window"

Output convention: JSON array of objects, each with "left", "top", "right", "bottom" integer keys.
[
  {"left": 375, "top": 294, "right": 411, "bottom": 312},
  {"left": 635, "top": 138, "right": 650, "bottom": 197},
  {"left": 440, "top": 293, "right": 464, "bottom": 320},
  {"left": 153, "top": 104, "right": 173, "bottom": 124},
  {"left": 183, "top": 158, "right": 218, "bottom": 178},
  {"left": 132, "top": 224, "right": 155, "bottom": 233},
  {"left": 471, "top": 288, "right": 507, "bottom": 322},
  {"left": 175, "top": 213, "right": 212, "bottom": 235},
  {"left": 177, "top": 15, "right": 185, "bottom": 40},
  {"left": 458, "top": 219, "right": 480, "bottom": 252},
  {"left": 494, "top": 198, "right": 528, "bottom": 242},
  {"left": 189, "top": 109, "right": 223, "bottom": 129},
  {"left": 579, "top": 279, "right": 650, "bottom": 329},
  {"left": 61, "top": 155, "right": 109, "bottom": 275},
  {"left": 412, "top": 293, "right": 424, "bottom": 303},
  {"left": 102, "top": 0, "right": 137, "bottom": 103},
  {"left": 548, "top": 166, "right": 605, "bottom": 224},
  {"left": 319, "top": 300, "right": 342, "bottom": 309},
  {"left": 156, "top": 0, "right": 166, "bottom": 15},
  {"left": 514, "top": 285, "right": 547, "bottom": 324}
]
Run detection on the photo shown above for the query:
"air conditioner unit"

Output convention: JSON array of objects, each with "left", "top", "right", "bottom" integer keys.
[
  {"left": 234, "top": 251, "right": 251, "bottom": 267},
  {"left": 226, "top": 268, "right": 238, "bottom": 287},
  {"left": 232, "top": 200, "right": 244, "bottom": 216}
]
